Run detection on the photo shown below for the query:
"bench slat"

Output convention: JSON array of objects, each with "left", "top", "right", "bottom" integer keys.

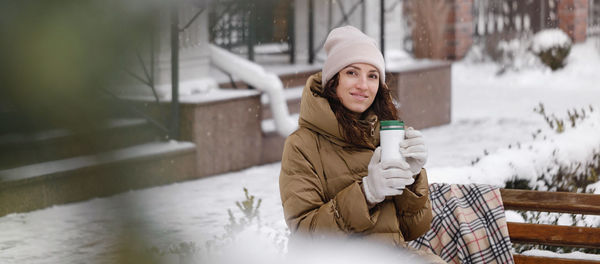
[
  {"left": 508, "top": 222, "right": 600, "bottom": 248},
  {"left": 514, "top": 254, "right": 600, "bottom": 264},
  {"left": 500, "top": 189, "right": 600, "bottom": 215}
]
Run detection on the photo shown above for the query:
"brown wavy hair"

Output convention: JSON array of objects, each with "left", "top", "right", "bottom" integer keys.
[{"left": 322, "top": 73, "right": 399, "bottom": 146}]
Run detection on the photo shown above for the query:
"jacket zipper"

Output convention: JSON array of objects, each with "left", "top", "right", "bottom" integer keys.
[{"left": 369, "top": 116, "right": 378, "bottom": 137}]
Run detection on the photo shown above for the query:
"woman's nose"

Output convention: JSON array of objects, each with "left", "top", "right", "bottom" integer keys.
[{"left": 356, "top": 75, "right": 368, "bottom": 90}]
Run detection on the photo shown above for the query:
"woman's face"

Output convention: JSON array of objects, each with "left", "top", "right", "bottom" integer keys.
[{"left": 335, "top": 63, "right": 380, "bottom": 114}]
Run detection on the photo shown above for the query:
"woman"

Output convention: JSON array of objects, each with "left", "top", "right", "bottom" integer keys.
[{"left": 279, "top": 26, "right": 442, "bottom": 262}]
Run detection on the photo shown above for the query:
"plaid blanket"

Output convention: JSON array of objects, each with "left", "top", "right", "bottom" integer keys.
[{"left": 408, "top": 183, "right": 514, "bottom": 264}]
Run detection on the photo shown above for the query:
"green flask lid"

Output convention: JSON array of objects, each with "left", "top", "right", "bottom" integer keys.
[{"left": 380, "top": 120, "right": 404, "bottom": 130}]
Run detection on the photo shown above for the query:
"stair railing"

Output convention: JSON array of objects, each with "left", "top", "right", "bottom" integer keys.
[{"left": 209, "top": 44, "right": 298, "bottom": 137}]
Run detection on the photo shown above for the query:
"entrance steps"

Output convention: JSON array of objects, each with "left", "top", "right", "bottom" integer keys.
[{"left": 0, "top": 116, "right": 196, "bottom": 217}]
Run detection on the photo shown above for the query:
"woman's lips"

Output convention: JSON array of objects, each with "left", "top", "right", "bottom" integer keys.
[{"left": 350, "top": 92, "right": 368, "bottom": 101}]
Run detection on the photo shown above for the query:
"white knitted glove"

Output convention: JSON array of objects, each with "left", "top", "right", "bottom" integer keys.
[
  {"left": 400, "top": 127, "right": 428, "bottom": 175},
  {"left": 363, "top": 147, "right": 416, "bottom": 205}
]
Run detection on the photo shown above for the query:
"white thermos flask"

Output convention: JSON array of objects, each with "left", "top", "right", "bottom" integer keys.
[{"left": 380, "top": 120, "right": 405, "bottom": 162}]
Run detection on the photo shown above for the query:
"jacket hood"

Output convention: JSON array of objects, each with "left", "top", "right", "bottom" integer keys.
[{"left": 298, "top": 72, "right": 380, "bottom": 148}]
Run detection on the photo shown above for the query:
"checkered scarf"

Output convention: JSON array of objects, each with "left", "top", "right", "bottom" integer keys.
[{"left": 408, "top": 183, "right": 514, "bottom": 264}]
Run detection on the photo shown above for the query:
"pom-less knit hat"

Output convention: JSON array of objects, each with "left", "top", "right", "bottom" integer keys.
[{"left": 322, "top": 25, "right": 385, "bottom": 85}]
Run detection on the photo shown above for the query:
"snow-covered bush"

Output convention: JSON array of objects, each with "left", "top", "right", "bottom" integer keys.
[
  {"left": 533, "top": 103, "right": 594, "bottom": 134},
  {"left": 465, "top": 34, "right": 541, "bottom": 74},
  {"left": 462, "top": 40, "right": 491, "bottom": 63},
  {"left": 531, "top": 29, "right": 572, "bottom": 71},
  {"left": 531, "top": 104, "right": 598, "bottom": 192},
  {"left": 202, "top": 187, "right": 275, "bottom": 252},
  {"left": 504, "top": 103, "right": 598, "bottom": 191},
  {"left": 504, "top": 104, "right": 600, "bottom": 255},
  {"left": 496, "top": 36, "right": 540, "bottom": 75},
  {"left": 532, "top": 149, "right": 599, "bottom": 193},
  {"left": 148, "top": 188, "right": 285, "bottom": 264}
]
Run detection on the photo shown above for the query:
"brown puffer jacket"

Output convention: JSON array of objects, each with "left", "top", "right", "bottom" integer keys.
[{"left": 279, "top": 72, "right": 433, "bottom": 247}]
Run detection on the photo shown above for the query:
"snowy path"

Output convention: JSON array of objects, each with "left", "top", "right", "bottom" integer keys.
[{"left": 1, "top": 41, "right": 600, "bottom": 263}]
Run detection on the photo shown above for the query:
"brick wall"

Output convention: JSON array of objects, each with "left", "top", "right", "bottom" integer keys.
[
  {"left": 408, "top": 0, "right": 474, "bottom": 61},
  {"left": 558, "top": 0, "right": 589, "bottom": 42},
  {"left": 421, "top": 0, "right": 591, "bottom": 59},
  {"left": 445, "top": 0, "right": 473, "bottom": 60}
]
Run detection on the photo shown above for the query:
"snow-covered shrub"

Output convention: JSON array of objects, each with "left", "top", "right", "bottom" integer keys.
[
  {"left": 504, "top": 104, "right": 600, "bottom": 255},
  {"left": 533, "top": 103, "right": 594, "bottom": 134},
  {"left": 462, "top": 39, "right": 492, "bottom": 64},
  {"left": 503, "top": 140, "right": 600, "bottom": 194},
  {"left": 527, "top": 104, "right": 599, "bottom": 193},
  {"left": 147, "top": 241, "right": 202, "bottom": 264},
  {"left": 148, "top": 188, "right": 279, "bottom": 263},
  {"left": 504, "top": 103, "right": 598, "bottom": 191},
  {"left": 496, "top": 37, "right": 540, "bottom": 74},
  {"left": 204, "top": 187, "right": 266, "bottom": 249},
  {"left": 535, "top": 151, "right": 599, "bottom": 193},
  {"left": 226, "top": 187, "right": 262, "bottom": 233},
  {"left": 531, "top": 29, "right": 572, "bottom": 71}
]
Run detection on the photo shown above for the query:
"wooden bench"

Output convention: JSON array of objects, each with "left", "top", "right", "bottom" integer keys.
[{"left": 500, "top": 188, "right": 600, "bottom": 264}]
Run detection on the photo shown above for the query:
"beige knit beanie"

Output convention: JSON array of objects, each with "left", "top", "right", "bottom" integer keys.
[{"left": 322, "top": 25, "right": 385, "bottom": 85}]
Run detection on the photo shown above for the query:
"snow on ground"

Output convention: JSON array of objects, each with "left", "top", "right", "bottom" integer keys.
[
  {"left": 0, "top": 163, "right": 286, "bottom": 264},
  {"left": 1, "top": 39, "right": 600, "bottom": 263}
]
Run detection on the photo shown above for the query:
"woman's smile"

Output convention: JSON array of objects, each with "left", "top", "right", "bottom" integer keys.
[{"left": 350, "top": 91, "right": 369, "bottom": 101}]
